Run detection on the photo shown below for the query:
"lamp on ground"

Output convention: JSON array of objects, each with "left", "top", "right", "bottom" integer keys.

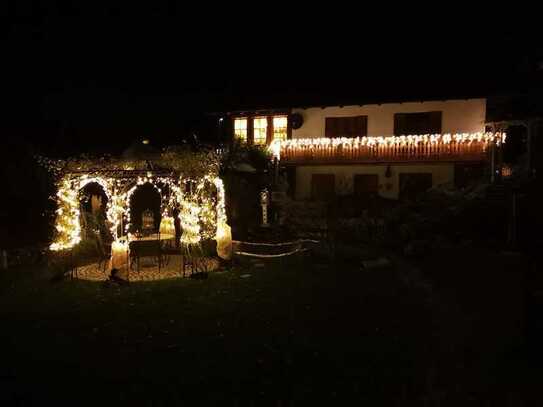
[{"left": 111, "top": 239, "right": 129, "bottom": 270}]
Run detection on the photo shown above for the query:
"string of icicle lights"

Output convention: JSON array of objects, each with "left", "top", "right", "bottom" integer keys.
[
  {"left": 269, "top": 132, "right": 506, "bottom": 160},
  {"left": 50, "top": 173, "right": 227, "bottom": 251}
]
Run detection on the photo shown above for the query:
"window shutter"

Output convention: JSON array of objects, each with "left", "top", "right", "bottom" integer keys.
[
  {"left": 394, "top": 114, "right": 406, "bottom": 135},
  {"left": 325, "top": 116, "right": 367, "bottom": 138},
  {"left": 325, "top": 118, "right": 336, "bottom": 138},
  {"left": 394, "top": 112, "right": 442, "bottom": 135},
  {"left": 355, "top": 116, "right": 367, "bottom": 137},
  {"left": 429, "top": 111, "right": 442, "bottom": 133}
]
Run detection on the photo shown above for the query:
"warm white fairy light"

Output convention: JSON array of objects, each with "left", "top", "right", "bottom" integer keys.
[
  {"left": 269, "top": 139, "right": 282, "bottom": 160},
  {"left": 78, "top": 176, "right": 119, "bottom": 239},
  {"left": 122, "top": 177, "right": 181, "bottom": 235},
  {"left": 180, "top": 199, "right": 201, "bottom": 245},
  {"left": 213, "top": 177, "right": 227, "bottom": 240},
  {"left": 49, "top": 178, "right": 81, "bottom": 251},
  {"left": 279, "top": 132, "right": 505, "bottom": 148},
  {"left": 176, "top": 175, "right": 229, "bottom": 245},
  {"left": 194, "top": 177, "right": 215, "bottom": 240},
  {"left": 50, "top": 175, "right": 113, "bottom": 250},
  {"left": 276, "top": 132, "right": 506, "bottom": 161},
  {"left": 50, "top": 170, "right": 228, "bottom": 252}
]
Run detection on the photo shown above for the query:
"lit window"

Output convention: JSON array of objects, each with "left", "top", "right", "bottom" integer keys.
[
  {"left": 273, "top": 116, "right": 288, "bottom": 142},
  {"left": 234, "top": 118, "right": 248, "bottom": 142},
  {"left": 253, "top": 117, "right": 267, "bottom": 145}
]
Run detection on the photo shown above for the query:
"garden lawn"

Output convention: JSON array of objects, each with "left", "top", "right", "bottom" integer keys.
[{"left": 0, "top": 250, "right": 528, "bottom": 404}]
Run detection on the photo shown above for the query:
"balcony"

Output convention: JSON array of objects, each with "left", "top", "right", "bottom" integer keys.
[{"left": 276, "top": 133, "right": 506, "bottom": 164}]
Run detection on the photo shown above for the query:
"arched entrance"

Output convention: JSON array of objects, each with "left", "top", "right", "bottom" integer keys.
[
  {"left": 79, "top": 181, "right": 110, "bottom": 242},
  {"left": 128, "top": 183, "right": 162, "bottom": 235}
]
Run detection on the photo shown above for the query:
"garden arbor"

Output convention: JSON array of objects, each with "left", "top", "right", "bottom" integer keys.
[{"left": 47, "top": 153, "right": 228, "bottom": 257}]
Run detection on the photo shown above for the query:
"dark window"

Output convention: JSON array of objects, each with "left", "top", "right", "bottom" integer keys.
[
  {"left": 311, "top": 174, "right": 335, "bottom": 201},
  {"left": 325, "top": 116, "right": 367, "bottom": 138},
  {"left": 394, "top": 112, "right": 442, "bottom": 135},
  {"left": 353, "top": 174, "right": 379, "bottom": 197},
  {"left": 399, "top": 173, "right": 432, "bottom": 200}
]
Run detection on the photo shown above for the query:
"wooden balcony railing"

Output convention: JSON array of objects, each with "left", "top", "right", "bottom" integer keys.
[{"left": 274, "top": 133, "right": 506, "bottom": 164}]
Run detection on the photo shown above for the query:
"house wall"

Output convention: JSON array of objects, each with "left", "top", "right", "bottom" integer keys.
[
  {"left": 291, "top": 99, "right": 487, "bottom": 138},
  {"left": 290, "top": 99, "right": 484, "bottom": 200},
  {"left": 295, "top": 163, "right": 455, "bottom": 200}
]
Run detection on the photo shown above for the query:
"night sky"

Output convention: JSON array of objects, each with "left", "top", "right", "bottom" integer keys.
[{"left": 2, "top": 5, "right": 542, "bottom": 156}]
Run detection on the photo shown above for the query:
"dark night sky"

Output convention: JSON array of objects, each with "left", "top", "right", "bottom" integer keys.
[{"left": 2, "top": 4, "right": 542, "bottom": 156}]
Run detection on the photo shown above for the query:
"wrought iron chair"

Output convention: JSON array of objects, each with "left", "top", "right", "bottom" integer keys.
[
  {"left": 160, "top": 240, "right": 178, "bottom": 268},
  {"left": 129, "top": 239, "right": 163, "bottom": 273},
  {"left": 181, "top": 240, "right": 217, "bottom": 278},
  {"left": 95, "top": 233, "right": 111, "bottom": 275}
]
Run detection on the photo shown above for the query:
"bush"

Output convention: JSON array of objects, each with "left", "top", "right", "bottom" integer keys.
[{"left": 46, "top": 249, "right": 74, "bottom": 281}]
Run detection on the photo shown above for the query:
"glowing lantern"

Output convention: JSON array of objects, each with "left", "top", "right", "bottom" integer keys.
[
  {"left": 111, "top": 239, "right": 128, "bottom": 269},
  {"left": 142, "top": 209, "right": 155, "bottom": 233},
  {"left": 216, "top": 223, "right": 232, "bottom": 260},
  {"left": 159, "top": 215, "right": 176, "bottom": 237}
]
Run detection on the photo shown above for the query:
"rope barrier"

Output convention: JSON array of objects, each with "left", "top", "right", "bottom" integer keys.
[
  {"left": 234, "top": 247, "right": 309, "bottom": 258},
  {"left": 232, "top": 239, "right": 320, "bottom": 247}
]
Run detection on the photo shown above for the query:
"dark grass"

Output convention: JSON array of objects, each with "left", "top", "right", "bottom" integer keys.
[{"left": 0, "top": 251, "right": 531, "bottom": 405}]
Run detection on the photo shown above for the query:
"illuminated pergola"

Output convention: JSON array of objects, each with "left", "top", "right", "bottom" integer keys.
[{"left": 47, "top": 155, "right": 228, "bottom": 255}]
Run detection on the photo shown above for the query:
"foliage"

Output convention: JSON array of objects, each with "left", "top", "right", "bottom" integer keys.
[
  {"left": 219, "top": 139, "right": 272, "bottom": 174},
  {"left": 46, "top": 249, "right": 74, "bottom": 281},
  {"left": 37, "top": 154, "right": 142, "bottom": 179},
  {"left": 160, "top": 146, "right": 221, "bottom": 179},
  {"left": 37, "top": 147, "right": 222, "bottom": 181},
  {"left": 37, "top": 141, "right": 272, "bottom": 194}
]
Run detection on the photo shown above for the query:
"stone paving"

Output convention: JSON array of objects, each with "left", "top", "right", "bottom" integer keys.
[{"left": 74, "top": 255, "right": 220, "bottom": 282}]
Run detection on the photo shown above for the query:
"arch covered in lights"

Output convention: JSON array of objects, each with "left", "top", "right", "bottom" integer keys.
[{"left": 50, "top": 169, "right": 227, "bottom": 252}]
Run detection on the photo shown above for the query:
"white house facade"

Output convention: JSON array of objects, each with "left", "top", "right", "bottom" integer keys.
[
  {"left": 291, "top": 99, "right": 486, "bottom": 139},
  {"left": 229, "top": 98, "right": 503, "bottom": 201}
]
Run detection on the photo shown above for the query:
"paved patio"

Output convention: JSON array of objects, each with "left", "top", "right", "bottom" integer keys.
[{"left": 74, "top": 255, "right": 220, "bottom": 281}]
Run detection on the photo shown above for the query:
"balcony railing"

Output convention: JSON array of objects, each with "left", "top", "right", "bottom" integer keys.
[{"left": 273, "top": 133, "right": 506, "bottom": 164}]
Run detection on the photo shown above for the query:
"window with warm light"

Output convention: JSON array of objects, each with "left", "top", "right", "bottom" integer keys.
[
  {"left": 234, "top": 118, "right": 248, "bottom": 142},
  {"left": 272, "top": 116, "right": 288, "bottom": 142},
  {"left": 253, "top": 117, "right": 268, "bottom": 145}
]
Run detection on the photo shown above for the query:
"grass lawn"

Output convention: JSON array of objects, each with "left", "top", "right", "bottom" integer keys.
[{"left": 0, "top": 251, "right": 529, "bottom": 405}]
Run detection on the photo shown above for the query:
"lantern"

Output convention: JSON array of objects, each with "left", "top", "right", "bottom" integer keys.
[
  {"left": 142, "top": 209, "right": 155, "bottom": 233},
  {"left": 159, "top": 215, "right": 176, "bottom": 236}
]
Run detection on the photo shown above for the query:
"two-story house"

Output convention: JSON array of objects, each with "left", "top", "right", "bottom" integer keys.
[{"left": 226, "top": 97, "right": 505, "bottom": 201}]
